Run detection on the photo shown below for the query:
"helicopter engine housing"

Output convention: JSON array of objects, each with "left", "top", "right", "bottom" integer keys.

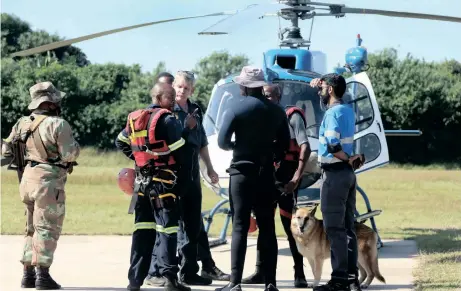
[{"left": 264, "top": 49, "right": 313, "bottom": 71}]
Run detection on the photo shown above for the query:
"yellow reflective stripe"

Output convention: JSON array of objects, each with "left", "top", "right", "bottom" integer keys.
[
  {"left": 158, "top": 193, "right": 176, "bottom": 199},
  {"left": 168, "top": 138, "right": 185, "bottom": 152},
  {"left": 3, "top": 137, "right": 12, "bottom": 143},
  {"left": 156, "top": 225, "right": 179, "bottom": 234},
  {"left": 129, "top": 118, "right": 135, "bottom": 140},
  {"left": 131, "top": 130, "right": 147, "bottom": 138},
  {"left": 117, "top": 132, "right": 130, "bottom": 145},
  {"left": 152, "top": 177, "right": 174, "bottom": 184},
  {"left": 134, "top": 222, "right": 156, "bottom": 230}
]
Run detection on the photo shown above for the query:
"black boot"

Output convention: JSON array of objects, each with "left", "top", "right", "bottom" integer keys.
[
  {"left": 21, "top": 265, "right": 36, "bottom": 288},
  {"left": 180, "top": 273, "right": 212, "bottom": 286},
  {"left": 201, "top": 264, "right": 231, "bottom": 281},
  {"left": 265, "top": 284, "right": 279, "bottom": 291},
  {"left": 349, "top": 279, "right": 362, "bottom": 291},
  {"left": 35, "top": 266, "right": 61, "bottom": 290},
  {"left": 241, "top": 267, "right": 265, "bottom": 284},
  {"left": 314, "top": 280, "right": 350, "bottom": 291},
  {"left": 164, "top": 276, "right": 192, "bottom": 291},
  {"left": 215, "top": 282, "right": 242, "bottom": 291},
  {"left": 294, "top": 265, "right": 308, "bottom": 288}
]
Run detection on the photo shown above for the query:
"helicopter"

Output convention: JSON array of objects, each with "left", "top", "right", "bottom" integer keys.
[{"left": 8, "top": 0, "right": 461, "bottom": 249}]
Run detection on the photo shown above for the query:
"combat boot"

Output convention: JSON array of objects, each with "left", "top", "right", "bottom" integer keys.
[
  {"left": 164, "top": 276, "right": 191, "bottom": 291},
  {"left": 35, "top": 266, "right": 61, "bottom": 290},
  {"left": 201, "top": 263, "right": 231, "bottom": 281},
  {"left": 21, "top": 265, "right": 36, "bottom": 288},
  {"left": 241, "top": 267, "right": 264, "bottom": 284}
]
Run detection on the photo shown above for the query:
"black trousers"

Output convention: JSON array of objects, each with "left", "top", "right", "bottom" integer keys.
[
  {"left": 128, "top": 179, "right": 180, "bottom": 286},
  {"left": 254, "top": 191, "right": 304, "bottom": 274},
  {"left": 320, "top": 165, "right": 358, "bottom": 284},
  {"left": 254, "top": 162, "right": 304, "bottom": 275},
  {"left": 148, "top": 219, "right": 214, "bottom": 277},
  {"left": 177, "top": 171, "right": 203, "bottom": 277},
  {"left": 227, "top": 161, "right": 278, "bottom": 287}
]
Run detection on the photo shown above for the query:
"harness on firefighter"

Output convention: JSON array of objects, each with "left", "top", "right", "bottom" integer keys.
[
  {"left": 125, "top": 107, "right": 184, "bottom": 168},
  {"left": 125, "top": 107, "right": 184, "bottom": 214},
  {"left": 284, "top": 106, "right": 307, "bottom": 162}
]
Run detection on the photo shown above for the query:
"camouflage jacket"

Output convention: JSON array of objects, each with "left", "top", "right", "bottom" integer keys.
[{"left": 2, "top": 113, "right": 80, "bottom": 179}]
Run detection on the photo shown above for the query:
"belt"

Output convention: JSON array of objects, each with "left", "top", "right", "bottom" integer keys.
[
  {"left": 320, "top": 161, "right": 352, "bottom": 171},
  {"left": 28, "top": 160, "right": 69, "bottom": 170}
]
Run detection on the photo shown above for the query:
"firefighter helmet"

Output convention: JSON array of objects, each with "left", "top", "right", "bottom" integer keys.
[{"left": 117, "top": 168, "right": 135, "bottom": 196}]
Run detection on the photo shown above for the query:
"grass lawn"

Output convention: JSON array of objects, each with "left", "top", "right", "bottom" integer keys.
[{"left": 1, "top": 147, "right": 460, "bottom": 290}]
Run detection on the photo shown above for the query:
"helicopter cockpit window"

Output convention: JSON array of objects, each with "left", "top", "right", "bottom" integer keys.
[
  {"left": 203, "top": 80, "right": 324, "bottom": 140},
  {"left": 203, "top": 83, "right": 244, "bottom": 136},
  {"left": 276, "top": 80, "right": 324, "bottom": 139},
  {"left": 346, "top": 82, "right": 374, "bottom": 133}
]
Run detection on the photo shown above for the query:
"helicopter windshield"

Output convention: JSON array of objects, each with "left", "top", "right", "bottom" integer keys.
[{"left": 203, "top": 80, "right": 324, "bottom": 139}]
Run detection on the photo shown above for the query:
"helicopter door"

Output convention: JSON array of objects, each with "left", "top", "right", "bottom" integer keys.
[{"left": 345, "top": 72, "right": 389, "bottom": 174}]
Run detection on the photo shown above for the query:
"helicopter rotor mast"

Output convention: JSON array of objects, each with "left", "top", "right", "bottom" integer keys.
[{"left": 276, "top": 0, "right": 316, "bottom": 49}]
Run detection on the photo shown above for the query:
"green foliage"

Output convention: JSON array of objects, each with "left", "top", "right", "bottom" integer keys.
[
  {"left": 192, "top": 50, "right": 249, "bottom": 110},
  {"left": 366, "top": 48, "right": 461, "bottom": 165},
  {"left": 1, "top": 13, "right": 460, "bottom": 166}
]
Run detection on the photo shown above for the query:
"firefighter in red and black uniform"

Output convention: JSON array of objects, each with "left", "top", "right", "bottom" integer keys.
[
  {"left": 115, "top": 82, "right": 192, "bottom": 291},
  {"left": 242, "top": 84, "right": 312, "bottom": 288}
]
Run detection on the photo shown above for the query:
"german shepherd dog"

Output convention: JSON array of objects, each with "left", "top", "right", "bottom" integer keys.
[{"left": 290, "top": 206, "right": 386, "bottom": 288}]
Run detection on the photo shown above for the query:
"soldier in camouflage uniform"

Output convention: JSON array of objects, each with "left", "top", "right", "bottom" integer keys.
[{"left": 1, "top": 81, "right": 80, "bottom": 290}]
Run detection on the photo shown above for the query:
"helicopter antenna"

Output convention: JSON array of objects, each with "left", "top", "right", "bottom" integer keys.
[{"left": 307, "top": 16, "right": 315, "bottom": 50}]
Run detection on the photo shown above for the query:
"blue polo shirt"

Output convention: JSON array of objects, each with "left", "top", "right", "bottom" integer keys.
[{"left": 318, "top": 100, "right": 355, "bottom": 164}]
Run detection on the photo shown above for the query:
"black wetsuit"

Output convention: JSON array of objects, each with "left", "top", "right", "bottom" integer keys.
[{"left": 217, "top": 93, "right": 290, "bottom": 288}]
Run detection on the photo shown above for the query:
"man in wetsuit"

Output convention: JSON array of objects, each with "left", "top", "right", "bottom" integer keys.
[
  {"left": 216, "top": 66, "right": 291, "bottom": 291},
  {"left": 242, "top": 84, "right": 311, "bottom": 288}
]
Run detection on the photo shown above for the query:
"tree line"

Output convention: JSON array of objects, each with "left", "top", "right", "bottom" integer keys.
[{"left": 1, "top": 13, "right": 460, "bottom": 166}]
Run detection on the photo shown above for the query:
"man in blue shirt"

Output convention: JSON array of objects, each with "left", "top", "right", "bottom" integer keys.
[{"left": 309, "top": 74, "right": 364, "bottom": 291}]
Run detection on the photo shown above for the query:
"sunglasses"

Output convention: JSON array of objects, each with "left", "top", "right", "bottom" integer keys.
[{"left": 177, "top": 70, "right": 195, "bottom": 77}]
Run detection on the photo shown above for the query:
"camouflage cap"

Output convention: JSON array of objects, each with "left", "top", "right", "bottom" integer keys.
[{"left": 28, "top": 81, "right": 66, "bottom": 110}]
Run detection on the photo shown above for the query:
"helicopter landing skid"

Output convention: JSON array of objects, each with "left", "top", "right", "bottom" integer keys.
[{"left": 202, "top": 198, "right": 232, "bottom": 248}]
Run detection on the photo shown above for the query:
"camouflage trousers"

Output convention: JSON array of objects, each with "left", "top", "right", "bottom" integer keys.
[{"left": 19, "top": 176, "right": 66, "bottom": 267}]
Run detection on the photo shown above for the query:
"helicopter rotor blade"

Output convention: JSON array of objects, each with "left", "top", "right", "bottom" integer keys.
[
  {"left": 9, "top": 11, "right": 237, "bottom": 58},
  {"left": 340, "top": 7, "right": 461, "bottom": 23},
  {"left": 198, "top": 2, "right": 287, "bottom": 35}
]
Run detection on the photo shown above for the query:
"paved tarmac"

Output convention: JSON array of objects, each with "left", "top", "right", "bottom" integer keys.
[{"left": 0, "top": 235, "right": 418, "bottom": 291}]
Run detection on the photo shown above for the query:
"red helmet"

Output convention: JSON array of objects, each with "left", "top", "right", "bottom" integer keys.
[{"left": 117, "top": 168, "right": 135, "bottom": 196}]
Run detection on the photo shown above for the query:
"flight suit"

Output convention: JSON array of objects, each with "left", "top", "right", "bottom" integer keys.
[
  {"left": 217, "top": 92, "right": 291, "bottom": 290},
  {"left": 2, "top": 81, "right": 80, "bottom": 290},
  {"left": 243, "top": 106, "right": 309, "bottom": 286},
  {"left": 115, "top": 104, "right": 189, "bottom": 291}
]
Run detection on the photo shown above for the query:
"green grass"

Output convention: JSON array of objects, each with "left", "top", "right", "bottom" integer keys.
[{"left": 1, "top": 147, "right": 460, "bottom": 290}]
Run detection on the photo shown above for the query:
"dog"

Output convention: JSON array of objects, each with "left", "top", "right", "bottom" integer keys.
[{"left": 290, "top": 206, "right": 386, "bottom": 289}]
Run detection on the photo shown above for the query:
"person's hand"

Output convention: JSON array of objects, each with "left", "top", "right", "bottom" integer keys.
[
  {"left": 309, "top": 78, "right": 322, "bottom": 88},
  {"left": 348, "top": 154, "right": 365, "bottom": 170},
  {"left": 284, "top": 174, "right": 301, "bottom": 193},
  {"left": 185, "top": 108, "right": 199, "bottom": 129},
  {"left": 207, "top": 167, "right": 219, "bottom": 184}
]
